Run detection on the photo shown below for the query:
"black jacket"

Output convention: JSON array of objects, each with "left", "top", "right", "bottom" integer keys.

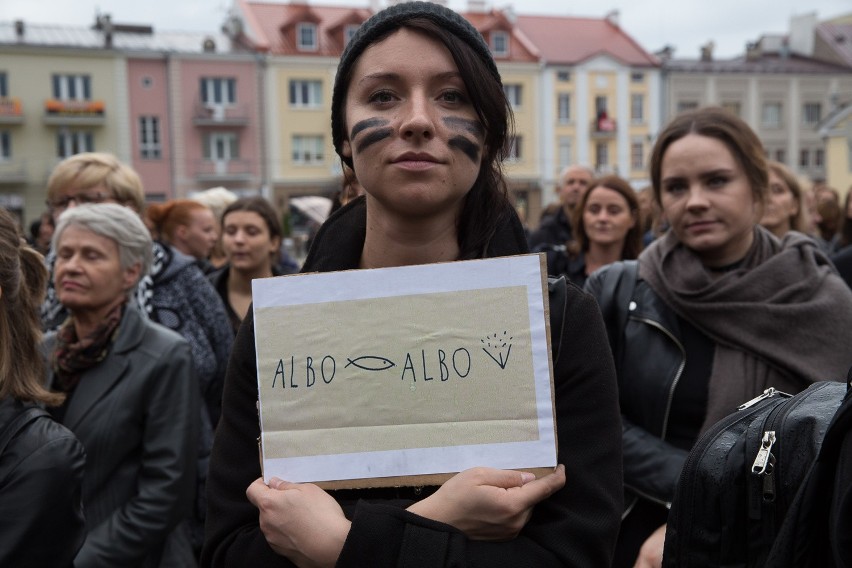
[
  {"left": 45, "top": 307, "right": 200, "bottom": 567},
  {"left": 202, "top": 197, "right": 623, "bottom": 567},
  {"left": 528, "top": 208, "right": 573, "bottom": 251},
  {"left": 585, "top": 264, "right": 690, "bottom": 509},
  {"left": 0, "top": 398, "right": 86, "bottom": 567}
]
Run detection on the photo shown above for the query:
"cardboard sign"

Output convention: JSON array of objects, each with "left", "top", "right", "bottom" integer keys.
[{"left": 253, "top": 253, "right": 557, "bottom": 488}]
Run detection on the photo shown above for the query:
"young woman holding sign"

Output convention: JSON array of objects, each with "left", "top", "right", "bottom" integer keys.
[{"left": 202, "top": 3, "right": 622, "bottom": 566}]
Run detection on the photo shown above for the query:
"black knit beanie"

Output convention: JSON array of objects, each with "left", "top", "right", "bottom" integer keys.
[{"left": 331, "top": 1, "right": 501, "bottom": 166}]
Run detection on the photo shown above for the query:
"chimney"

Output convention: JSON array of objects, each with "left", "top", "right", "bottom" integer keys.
[
  {"left": 605, "top": 10, "right": 620, "bottom": 27},
  {"left": 700, "top": 40, "right": 714, "bottom": 62},
  {"left": 745, "top": 40, "right": 762, "bottom": 61},
  {"left": 100, "top": 14, "right": 114, "bottom": 48},
  {"left": 14, "top": 20, "right": 24, "bottom": 41},
  {"left": 655, "top": 44, "right": 674, "bottom": 62}
]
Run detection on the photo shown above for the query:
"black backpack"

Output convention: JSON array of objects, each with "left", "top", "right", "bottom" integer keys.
[{"left": 663, "top": 376, "right": 852, "bottom": 567}]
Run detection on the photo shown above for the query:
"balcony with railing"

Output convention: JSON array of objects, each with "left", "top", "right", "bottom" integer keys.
[
  {"left": 43, "top": 99, "right": 106, "bottom": 126},
  {"left": 590, "top": 113, "right": 617, "bottom": 138},
  {"left": 0, "top": 98, "right": 24, "bottom": 124},
  {"left": 0, "top": 159, "right": 29, "bottom": 184},
  {"left": 193, "top": 158, "right": 254, "bottom": 182},
  {"left": 192, "top": 103, "right": 250, "bottom": 127}
]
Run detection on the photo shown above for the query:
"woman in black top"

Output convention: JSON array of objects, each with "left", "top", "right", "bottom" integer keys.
[
  {"left": 586, "top": 107, "right": 852, "bottom": 568},
  {"left": 202, "top": 3, "right": 623, "bottom": 566}
]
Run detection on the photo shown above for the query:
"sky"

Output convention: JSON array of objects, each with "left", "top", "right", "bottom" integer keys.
[{"left": 1, "top": 0, "right": 850, "bottom": 59}]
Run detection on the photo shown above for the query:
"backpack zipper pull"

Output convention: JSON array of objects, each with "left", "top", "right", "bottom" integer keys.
[
  {"left": 739, "top": 388, "right": 778, "bottom": 410},
  {"left": 752, "top": 430, "right": 777, "bottom": 474},
  {"left": 762, "top": 454, "right": 776, "bottom": 502}
]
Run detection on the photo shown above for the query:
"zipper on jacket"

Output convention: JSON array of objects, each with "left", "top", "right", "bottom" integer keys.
[{"left": 632, "top": 315, "right": 686, "bottom": 442}]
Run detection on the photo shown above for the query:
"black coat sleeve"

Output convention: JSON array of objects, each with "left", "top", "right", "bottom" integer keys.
[
  {"left": 0, "top": 415, "right": 86, "bottom": 567},
  {"left": 202, "top": 286, "right": 623, "bottom": 567}
]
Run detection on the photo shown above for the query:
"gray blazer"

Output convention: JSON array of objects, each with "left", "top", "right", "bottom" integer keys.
[{"left": 46, "top": 306, "right": 200, "bottom": 568}]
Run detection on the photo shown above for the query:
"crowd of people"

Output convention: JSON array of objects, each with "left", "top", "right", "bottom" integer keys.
[{"left": 1, "top": 2, "right": 852, "bottom": 567}]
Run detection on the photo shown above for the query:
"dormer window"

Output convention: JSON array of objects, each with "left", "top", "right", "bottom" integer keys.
[
  {"left": 491, "top": 31, "right": 509, "bottom": 57},
  {"left": 297, "top": 22, "right": 318, "bottom": 51},
  {"left": 344, "top": 24, "right": 359, "bottom": 46}
]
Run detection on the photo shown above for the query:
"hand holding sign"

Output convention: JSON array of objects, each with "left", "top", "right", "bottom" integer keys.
[{"left": 407, "top": 464, "right": 566, "bottom": 540}]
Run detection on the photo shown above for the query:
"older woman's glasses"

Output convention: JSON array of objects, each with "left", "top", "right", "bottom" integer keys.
[{"left": 47, "top": 192, "right": 111, "bottom": 212}]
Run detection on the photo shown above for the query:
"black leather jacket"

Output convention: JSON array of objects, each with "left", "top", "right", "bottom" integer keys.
[
  {"left": 0, "top": 398, "right": 86, "bottom": 566},
  {"left": 585, "top": 263, "right": 690, "bottom": 510}
]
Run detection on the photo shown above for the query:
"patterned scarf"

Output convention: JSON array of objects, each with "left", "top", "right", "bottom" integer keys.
[{"left": 52, "top": 301, "right": 126, "bottom": 392}]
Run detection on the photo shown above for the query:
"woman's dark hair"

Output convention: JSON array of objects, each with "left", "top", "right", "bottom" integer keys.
[
  {"left": 649, "top": 107, "right": 768, "bottom": 210},
  {"left": 0, "top": 208, "right": 63, "bottom": 405},
  {"left": 570, "top": 175, "right": 643, "bottom": 260},
  {"left": 222, "top": 196, "right": 283, "bottom": 242},
  {"left": 333, "top": 18, "right": 515, "bottom": 259}
]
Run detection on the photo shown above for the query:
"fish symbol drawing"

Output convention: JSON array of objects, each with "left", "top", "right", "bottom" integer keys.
[{"left": 345, "top": 355, "right": 396, "bottom": 371}]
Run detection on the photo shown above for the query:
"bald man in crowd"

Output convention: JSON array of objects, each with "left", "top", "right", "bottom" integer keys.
[{"left": 528, "top": 164, "right": 594, "bottom": 250}]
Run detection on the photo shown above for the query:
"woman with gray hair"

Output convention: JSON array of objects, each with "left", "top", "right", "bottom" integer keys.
[{"left": 46, "top": 203, "right": 201, "bottom": 567}]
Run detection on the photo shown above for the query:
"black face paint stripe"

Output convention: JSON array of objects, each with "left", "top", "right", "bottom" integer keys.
[
  {"left": 350, "top": 118, "right": 389, "bottom": 140},
  {"left": 356, "top": 128, "right": 393, "bottom": 154},
  {"left": 442, "top": 116, "right": 484, "bottom": 138},
  {"left": 449, "top": 136, "right": 480, "bottom": 163}
]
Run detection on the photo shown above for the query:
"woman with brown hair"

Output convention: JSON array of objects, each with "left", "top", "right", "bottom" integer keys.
[
  {"left": 586, "top": 107, "right": 852, "bottom": 568},
  {"left": 537, "top": 175, "right": 642, "bottom": 287},
  {"left": 759, "top": 160, "right": 808, "bottom": 238},
  {"left": 207, "top": 196, "right": 284, "bottom": 335},
  {"left": 0, "top": 207, "right": 85, "bottom": 566}
]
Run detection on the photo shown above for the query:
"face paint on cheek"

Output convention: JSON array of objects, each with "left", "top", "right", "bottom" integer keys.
[
  {"left": 356, "top": 128, "right": 393, "bottom": 154},
  {"left": 350, "top": 118, "right": 389, "bottom": 140},
  {"left": 442, "top": 116, "right": 484, "bottom": 139},
  {"left": 448, "top": 136, "right": 480, "bottom": 163}
]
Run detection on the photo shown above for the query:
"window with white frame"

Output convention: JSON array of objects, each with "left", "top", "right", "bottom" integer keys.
[
  {"left": 139, "top": 116, "right": 161, "bottom": 159},
  {"left": 557, "top": 70, "right": 571, "bottom": 82},
  {"left": 814, "top": 148, "right": 824, "bottom": 167},
  {"left": 289, "top": 80, "right": 323, "bottom": 108},
  {"left": 631, "top": 93, "right": 644, "bottom": 123},
  {"left": 504, "top": 136, "right": 522, "bottom": 162},
  {"left": 558, "top": 136, "right": 572, "bottom": 170},
  {"left": 203, "top": 132, "right": 239, "bottom": 161},
  {"left": 344, "top": 24, "right": 359, "bottom": 46},
  {"left": 631, "top": 140, "right": 644, "bottom": 170},
  {"left": 595, "top": 142, "right": 609, "bottom": 168},
  {"left": 677, "top": 100, "right": 699, "bottom": 114},
  {"left": 721, "top": 101, "right": 741, "bottom": 117},
  {"left": 631, "top": 72, "right": 644, "bottom": 83},
  {"left": 799, "top": 148, "right": 809, "bottom": 168},
  {"left": 503, "top": 84, "right": 522, "bottom": 109},
  {"left": 802, "top": 103, "right": 821, "bottom": 126},
  {"left": 491, "top": 31, "right": 509, "bottom": 56},
  {"left": 557, "top": 94, "right": 571, "bottom": 123},
  {"left": 775, "top": 148, "right": 786, "bottom": 164},
  {"left": 52, "top": 74, "right": 91, "bottom": 100},
  {"left": 57, "top": 130, "right": 93, "bottom": 158},
  {"left": 762, "top": 102, "right": 782, "bottom": 128},
  {"left": 0, "top": 131, "right": 10, "bottom": 159},
  {"left": 297, "top": 23, "right": 318, "bottom": 51},
  {"left": 200, "top": 77, "right": 236, "bottom": 105},
  {"left": 292, "top": 135, "right": 324, "bottom": 165},
  {"left": 0, "top": 73, "right": 7, "bottom": 97}
]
